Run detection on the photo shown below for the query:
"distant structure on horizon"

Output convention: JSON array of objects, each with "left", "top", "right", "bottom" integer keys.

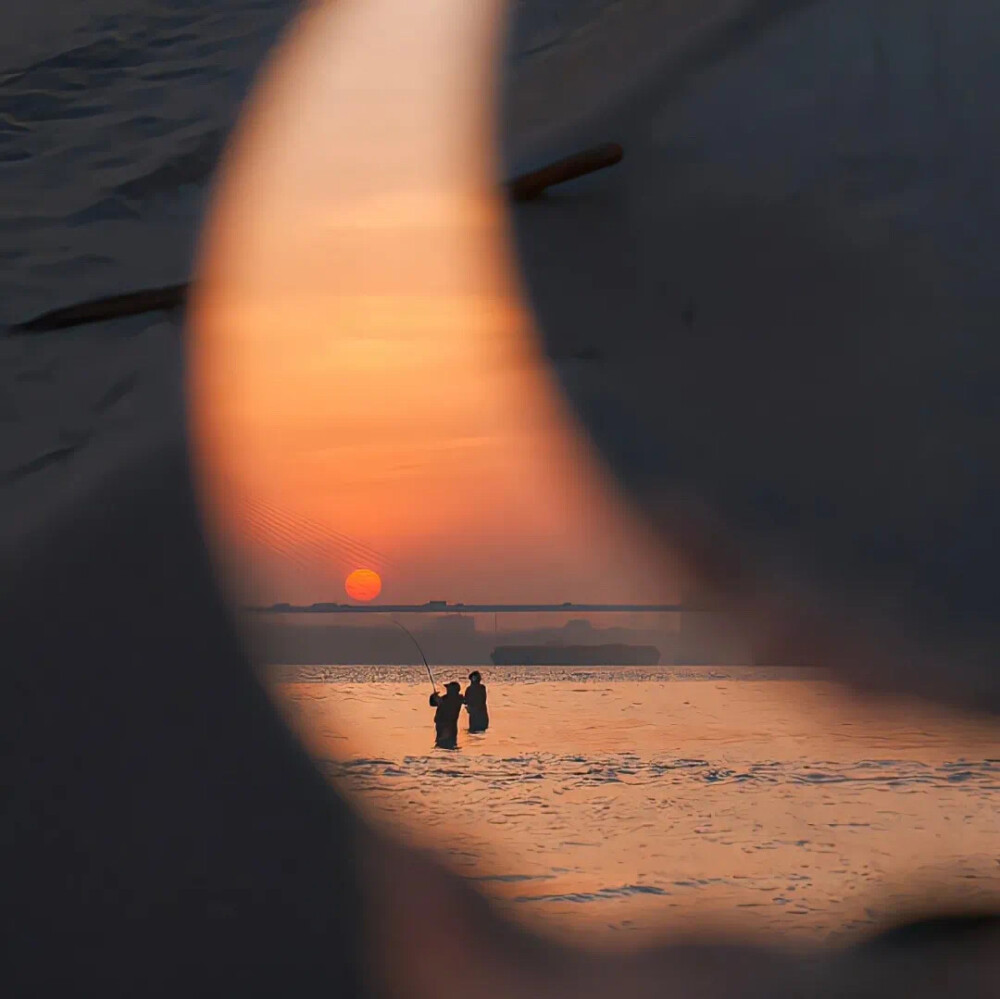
[
  {"left": 247, "top": 607, "right": 753, "bottom": 667},
  {"left": 249, "top": 600, "right": 690, "bottom": 614}
]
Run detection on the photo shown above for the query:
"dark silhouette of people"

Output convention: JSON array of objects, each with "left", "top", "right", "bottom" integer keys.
[
  {"left": 428, "top": 681, "right": 463, "bottom": 748},
  {"left": 463, "top": 671, "right": 489, "bottom": 733}
]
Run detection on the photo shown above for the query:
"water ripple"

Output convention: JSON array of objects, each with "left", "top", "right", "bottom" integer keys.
[
  {"left": 514, "top": 883, "right": 672, "bottom": 904},
  {"left": 329, "top": 753, "right": 998, "bottom": 793}
]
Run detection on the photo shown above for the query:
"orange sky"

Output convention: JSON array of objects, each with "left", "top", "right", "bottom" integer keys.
[{"left": 188, "top": 0, "right": 675, "bottom": 606}]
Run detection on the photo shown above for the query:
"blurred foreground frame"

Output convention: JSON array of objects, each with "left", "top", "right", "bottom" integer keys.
[
  {"left": 501, "top": 0, "right": 1000, "bottom": 717},
  {"left": 7, "top": 0, "right": 1000, "bottom": 997}
]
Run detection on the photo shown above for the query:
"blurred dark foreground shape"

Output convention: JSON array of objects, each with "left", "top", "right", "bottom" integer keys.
[
  {"left": 7, "top": 435, "right": 998, "bottom": 998},
  {"left": 11, "top": 144, "right": 624, "bottom": 334},
  {"left": 6, "top": 0, "right": 1000, "bottom": 997},
  {"left": 502, "top": 0, "right": 1000, "bottom": 718}
]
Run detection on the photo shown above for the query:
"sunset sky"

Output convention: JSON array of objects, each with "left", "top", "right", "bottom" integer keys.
[{"left": 189, "top": 0, "right": 674, "bottom": 606}]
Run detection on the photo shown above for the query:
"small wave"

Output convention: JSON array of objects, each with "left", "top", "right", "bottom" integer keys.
[
  {"left": 330, "top": 752, "right": 999, "bottom": 796},
  {"left": 513, "top": 883, "right": 670, "bottom": 904},
  {"left": 466, "top": 873, "right": 553, "bottom": 884}
]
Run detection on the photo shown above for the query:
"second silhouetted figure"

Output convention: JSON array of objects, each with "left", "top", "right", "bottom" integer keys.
[{"left": 463, "top": 671, "right": 489, "bottom": 733}]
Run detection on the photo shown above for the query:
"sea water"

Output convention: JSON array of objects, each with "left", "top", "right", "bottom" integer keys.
[{"left": 270, "top": 665, "right": 1000, "bottom": 948}]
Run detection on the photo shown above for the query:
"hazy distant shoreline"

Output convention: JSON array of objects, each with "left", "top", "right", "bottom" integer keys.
[{"left": 248, "top": 612, "right": 757, "bottom": 667}]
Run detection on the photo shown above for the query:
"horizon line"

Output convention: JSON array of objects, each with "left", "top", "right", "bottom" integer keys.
[{"left": 245, "top": 601, "right": 700, "bottom": 614}]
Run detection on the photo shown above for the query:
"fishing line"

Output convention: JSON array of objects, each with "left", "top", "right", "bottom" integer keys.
[{"left": 389, "top": 618, "right": 437, "bottom": 692}]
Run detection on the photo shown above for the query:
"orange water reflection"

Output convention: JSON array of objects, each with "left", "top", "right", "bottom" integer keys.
[{"left": 274, "top": 667, "right": 999, "bottom": 948}]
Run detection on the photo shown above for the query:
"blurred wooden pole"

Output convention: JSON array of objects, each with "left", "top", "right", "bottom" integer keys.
[
  {"left": 14, "top": 284, "right": 190, "bottom": 333},
  {"left": 507, "top": 141, "right": 624, "bottom": 201}
]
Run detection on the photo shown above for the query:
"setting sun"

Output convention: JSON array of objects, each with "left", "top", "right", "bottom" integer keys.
[{"left": 345, "top": 568, "right": 382, "bottom": 603}]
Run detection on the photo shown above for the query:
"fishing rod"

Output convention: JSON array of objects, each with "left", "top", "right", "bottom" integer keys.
[
  {"left": 389, "top": 618, "right": 438, "bottom": 693},
  {"left": 11, "top": 142, "right": 623, "bottom": 334}
]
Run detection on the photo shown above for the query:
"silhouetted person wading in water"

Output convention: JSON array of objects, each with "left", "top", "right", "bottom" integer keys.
[
  {"left": 464, "top": 671, "right": 489, "bottom": 733},
  {"left": 429, "top": 681, "right": 463, "bottom": 749}
]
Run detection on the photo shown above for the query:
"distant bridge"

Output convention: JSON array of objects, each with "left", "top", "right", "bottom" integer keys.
[{"left": 247, "top": 602, "right": 696, "bottom": 614}]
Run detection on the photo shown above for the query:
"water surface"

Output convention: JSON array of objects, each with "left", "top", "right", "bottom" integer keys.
[{"left": 272, "top": 665, "right": 1000, "bottom": 947}]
